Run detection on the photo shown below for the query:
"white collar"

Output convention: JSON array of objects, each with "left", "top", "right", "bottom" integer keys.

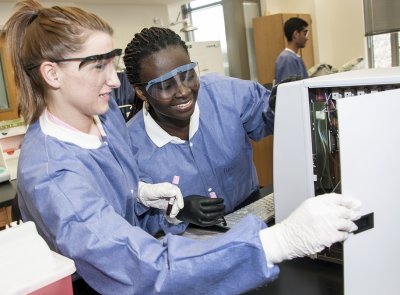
[
  {"left": 143, "top": 102, "right": 200, "bottom": 147},
  {"left": 39, "top": 109, "right": 106, "bottom": 149},
  {"left": 284, "top": 47, "right": 301, "bottom": 57}
]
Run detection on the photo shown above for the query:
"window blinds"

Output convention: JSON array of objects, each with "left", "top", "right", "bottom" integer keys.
[{"left": 364, "top": 0, "right": 400, "bottom": 36}]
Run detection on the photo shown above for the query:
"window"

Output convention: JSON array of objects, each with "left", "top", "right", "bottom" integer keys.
[
  {"left": 363, "top": 0, "right": 400, "bottom": 68},
  {"left": 367, "top": 32, "right": 400, "bottom": 68},
  {"left": 183, "top": 1, "right": 229, "bottom": 75},
  {"left": 183, "top": 0, "right": 260, "bottom": 79}
]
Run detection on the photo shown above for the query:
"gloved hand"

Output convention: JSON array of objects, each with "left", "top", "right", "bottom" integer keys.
[
  {"left": 269, "top": 75, "right": 303, "bottom": 111},
  {"left": 138, "top": 181, "right": 184, "bottom": 218},
  {"left": 260, "top": 193, "right": 361, "bottom": 265},
  {"left": 177, "top": 195, "right": 226, "bottom": 227}
]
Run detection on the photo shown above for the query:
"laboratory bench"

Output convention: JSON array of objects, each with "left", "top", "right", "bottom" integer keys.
[
  {"left": 183, "top": 184, "right": 344, "bottom": 295},
  {"left": 244, "top": 257, "right": 342, "bottom": 295},
  {"left": 0, "top": 179, "right": 17, "bottom": 207},
  {"left": 0, "top": 181, "right": 344, "bottom": 294},
  {"left": 182, "top": 222, "right": 343, "bottom": 295}
]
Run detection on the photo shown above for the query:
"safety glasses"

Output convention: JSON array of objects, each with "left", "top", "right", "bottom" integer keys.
[
  {"left": 26, "top": 48, "right": 122, "bottom": 71},
  {"left": 301, "top": 29, "right": 309, "bottom": 38},
  {"left": 135, "top": 62, "right": 200, "bottom": 100}
]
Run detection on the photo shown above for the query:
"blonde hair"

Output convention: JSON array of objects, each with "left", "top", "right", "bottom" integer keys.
[{"left": 3, "top": 0, "right": 113, "bottom": 124}]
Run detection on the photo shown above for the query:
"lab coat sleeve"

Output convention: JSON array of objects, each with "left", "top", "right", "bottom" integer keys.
[
  {"left": 21, "top": 173, "right": 278, "bottom": 295},
  {"left": 200, "top": 74, "right": 274, "bottom": 141},
  {"left": 230, "top": 77, "right": 274, "bottom": 141},
  {"left": 135, "top": 202, "right": 189, "bottom": 236}
]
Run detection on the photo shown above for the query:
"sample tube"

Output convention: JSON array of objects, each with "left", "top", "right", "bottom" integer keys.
[
  {"left": 209, "top": 191, "right": 227, "bottom": 226},
  {"left": 166, "top": 176, "right": 180, "bottom": 216}
]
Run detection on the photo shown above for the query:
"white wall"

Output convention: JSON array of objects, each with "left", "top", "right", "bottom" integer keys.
[
  {"left": 314, "top": 0, "right": 365, "bottom": 67},
  {"left": 262, "top": 0, "right": 366, "bottom": 68},
  {"left": 0, "top": 1, "right": 182, "bottom": 50},
  {"left": 1, "top": 1, "right": 366, "bottom": 70},
  {"left": 0, "top": 2, "right": 17, "bottom": 26},
  {"left": 78, "top": 3, "right": 170, "bottom": 50}
]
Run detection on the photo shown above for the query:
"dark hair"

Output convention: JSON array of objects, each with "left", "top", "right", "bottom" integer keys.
[
  {"left": 123, "top": 27, "right": 188, "bottom": 117},
  {"left": 283, "top": 17, "right": 308, "bottom": 42}
]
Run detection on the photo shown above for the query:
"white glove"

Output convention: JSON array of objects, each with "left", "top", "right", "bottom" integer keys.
[
  {"left": 138, "top": 181, "right": 184, "bottom": 218},
  {"left": 260, "top": 193, "right": 361, "bottom": 265}
]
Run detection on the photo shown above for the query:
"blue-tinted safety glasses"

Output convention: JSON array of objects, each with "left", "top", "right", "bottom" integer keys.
[{"left": 135, "top": 62, "right": 200, "bottom": 100}]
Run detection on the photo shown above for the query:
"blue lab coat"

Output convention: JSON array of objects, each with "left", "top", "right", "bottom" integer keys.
[
  {"left": 17, "top": 98, "right": 279, "bottom": 294},
  {"left": 275, "top": 49, "right": 308, "bottom": 83},
  {"left": 128, "top": 74, "right": 274, "bottom": 213}
]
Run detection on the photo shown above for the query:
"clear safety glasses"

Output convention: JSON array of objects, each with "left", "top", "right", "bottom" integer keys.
[
  {"left": 135, "top": 62, "right": 200, "bottom": 100},
  {"left": 302, "top": 29, "right": 309, "bottom": 38},
  {"left": 25, "top": 48, "right": 122, "bottom": 71}
]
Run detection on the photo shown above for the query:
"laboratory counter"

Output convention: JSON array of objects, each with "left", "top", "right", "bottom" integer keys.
[
  {"left": 183, "top": 224, "right": 343, "bottom": 295},
  {"left": 0, "top": 179, "right": 17, "bottom": 208},
  {"left": 183, "top": 184, "right": 343, "bottom": 295},
  {"left": 1, "top": 182, "right": 343, "bottom": 294},
  {"left": 244, "top": 257, "right": 342, "bottom": 295}
]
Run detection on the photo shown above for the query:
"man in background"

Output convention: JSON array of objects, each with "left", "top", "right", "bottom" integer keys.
[{"left": 274, "top": 17, "right": 309, "bottom": 84}]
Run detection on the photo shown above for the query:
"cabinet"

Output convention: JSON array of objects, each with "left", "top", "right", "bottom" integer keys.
[
  {"left": 251, "top": 13, "right": 315, "bottom": 188},
  {"left": 0, "top": 32, "right": 19, "bottom": 121},
  {"left": 0, "top": 206, "right": 11, "bottom": 228},
  {"left": 253, "top": 13, "right": 315, "bottom": 85},
  {"left": 251, "top": 136, "right": 273, "bottom": 188}
]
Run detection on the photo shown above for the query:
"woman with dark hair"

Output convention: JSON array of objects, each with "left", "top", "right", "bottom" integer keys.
[
  {"left": 124, "top": 27, "right": 275, "bottom": 226},
  {"left": 121, "top": 26, "right": 360, "bottom": 293}
]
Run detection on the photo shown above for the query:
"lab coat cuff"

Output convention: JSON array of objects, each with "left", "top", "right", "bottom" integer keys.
[
  {"left": 134, "top": 199, "right": 153, "bottom": 215},
  {"left": 165, "top": 215, "right": 183, "bottom": 225}
]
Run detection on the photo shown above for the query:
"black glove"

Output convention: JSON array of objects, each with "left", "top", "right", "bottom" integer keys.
[
  {"left": 177, "top": 195, "right": 226, "bottom": 227},
  {"left": 269, "top": 75, "right": 303, "bottom": 111}
]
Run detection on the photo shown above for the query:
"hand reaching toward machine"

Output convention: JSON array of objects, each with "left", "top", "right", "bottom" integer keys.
[{"left": 260, "top": 193, "right": 361, "bottom": 265}]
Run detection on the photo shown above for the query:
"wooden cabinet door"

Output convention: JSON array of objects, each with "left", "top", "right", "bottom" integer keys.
[
  {"left": 0, "top": 32, "right": 18, "bottom": 121},
  {"left": 253, "top": 14, "right": 286, "bottom": 85},
  {"left": 252, "top": 136, "right": 274, "bottom": 187},
  {"left": 0, "top": 206, "right": 12, "bottom": 228},
  {"left": 252, "top": 13, "right": 315, "bottom": 188},
  {"left": 253, "top": 13, "right": 315, "bottom": 85}
]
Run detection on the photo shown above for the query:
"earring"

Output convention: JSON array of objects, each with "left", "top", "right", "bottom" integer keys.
[{"left": 144, "top": 101, "right": 150, "bottom": 114}]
